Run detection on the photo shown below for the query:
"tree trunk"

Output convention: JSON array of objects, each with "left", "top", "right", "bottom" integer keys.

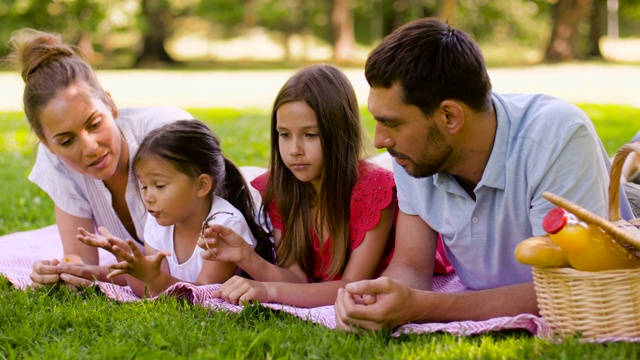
[
  {"left": 587, "top": 0, "right": 605, "bottom": 58},
  {"left": 331, "top": 0, "right": 355, "bottom": 63},
  {"left": 544, "top": 0, "right": 592, "bottom": 63},
  {"left": 135, "top": 0, "right": 176, "bottom": 67}
]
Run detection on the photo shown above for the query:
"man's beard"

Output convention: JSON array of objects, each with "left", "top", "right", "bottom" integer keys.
[{"left": 391, "top": 122, "right": 453, "bottom": 178}]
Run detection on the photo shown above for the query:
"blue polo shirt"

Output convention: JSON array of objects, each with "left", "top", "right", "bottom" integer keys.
[{"left": 393, "top": 93, "right": 612, "bottom": 290}]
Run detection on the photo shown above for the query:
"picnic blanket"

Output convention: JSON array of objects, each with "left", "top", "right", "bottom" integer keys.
[{"left": 0, "top": 225, "right": 551, "bottom": 338}]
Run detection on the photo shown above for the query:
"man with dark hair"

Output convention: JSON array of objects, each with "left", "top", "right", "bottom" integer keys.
[{"left": 335, "top": 17, "right": 632, "bottom": 330}]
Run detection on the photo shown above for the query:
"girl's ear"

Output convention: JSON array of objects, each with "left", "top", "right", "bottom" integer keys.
[{"left": 196, "top": 174, "right": 213, "bottom": 197}]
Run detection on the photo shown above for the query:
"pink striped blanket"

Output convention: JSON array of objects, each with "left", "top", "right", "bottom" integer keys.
[{"left": 0, "top": 225, "right": 551, "bottom": 338}]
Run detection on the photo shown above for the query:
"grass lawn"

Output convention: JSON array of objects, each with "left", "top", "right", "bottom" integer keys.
[{"left": 1, "top": 105, "right": 640, "bottom": 358}]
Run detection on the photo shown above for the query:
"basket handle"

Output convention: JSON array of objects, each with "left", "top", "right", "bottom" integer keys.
[
  {"left": 543, "top": 191, "right": 640, "bottom": 250},
  {"left": 609, "top": 142, "right": 640, "bottom": 221}
]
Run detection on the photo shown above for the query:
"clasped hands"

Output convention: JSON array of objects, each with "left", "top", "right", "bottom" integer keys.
[{"left": 334, "top": 277, "right": 419, "bottom": 333}]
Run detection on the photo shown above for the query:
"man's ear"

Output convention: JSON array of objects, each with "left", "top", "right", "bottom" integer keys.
[
  {"left": 439, "top": 99, "right": 464, "bottom": 135},
  {"left": 197, "top": 174, "right": 213, "bottom": 197}
]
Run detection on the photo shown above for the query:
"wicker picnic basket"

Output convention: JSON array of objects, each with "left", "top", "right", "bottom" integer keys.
[{"left": 532, "top": 142, "right": 640, "bottom": 341}]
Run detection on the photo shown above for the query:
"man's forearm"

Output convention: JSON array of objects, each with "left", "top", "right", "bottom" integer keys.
[
  {"left": 410, "top": 282, "right": 539, "bottom": 323},
  {"left": 382, "top": 261, "right": 434, "bottom": 291}
]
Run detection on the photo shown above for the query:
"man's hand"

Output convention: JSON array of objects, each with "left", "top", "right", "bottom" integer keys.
[{"left": 335, "top": 277, "right": 417, "bottom": 332}]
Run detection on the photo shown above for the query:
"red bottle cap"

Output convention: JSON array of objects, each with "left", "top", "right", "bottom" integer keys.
[{"left": 542, "top": 207, "right": 568, "bottom": 234}]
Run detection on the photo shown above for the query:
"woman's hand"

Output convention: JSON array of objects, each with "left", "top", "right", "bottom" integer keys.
[
  {"left": 57, "top": 262, "right": 105, "bottom": 289},
  {"left": 198, "top": 224, "right": 251, "bottom": 264},
  {"left": 213, "top": 275, "right": 271, "bottom": 304},
  {"left": 30, "top": 258, "right": 105, "bottom": 290},
  {"left": 30, "top": 259, "right": 62, "bottom": 287},
  {"left": 107, "top": 238, "right": 167, "bottom": 284}
]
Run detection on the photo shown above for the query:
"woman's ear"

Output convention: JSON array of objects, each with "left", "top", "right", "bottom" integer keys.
[
  {"left": 197, "top": 174, "right": 213, "bottom": 197},
  {"left": 439, "top": 99, "right": 464, "bottom": 135}
]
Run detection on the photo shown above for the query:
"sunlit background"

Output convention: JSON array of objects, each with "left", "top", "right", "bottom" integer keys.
[
  {"left": 1, "top": 0, "right": 639, "bottom": 67},
  {"left": 1, "top": 0, "right": 639, "bottom": 111}
]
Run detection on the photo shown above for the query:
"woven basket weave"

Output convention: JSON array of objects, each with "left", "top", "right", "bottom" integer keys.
[{"left": 533, "top": 142, "right": 640, "bottom": 341}]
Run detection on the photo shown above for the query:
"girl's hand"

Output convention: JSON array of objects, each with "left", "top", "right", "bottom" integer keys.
[
  {"left": 198, "top": 224, "right": 251, "bottom": 264},
  {"left": 107, "top": 238, "right": 167, "bottom": 284},
  {"left": 213, "top": 275, "right": 270, "bottom": 304},
  {"left": 76, "top": 227, "right": 129, "bottom": 260}
]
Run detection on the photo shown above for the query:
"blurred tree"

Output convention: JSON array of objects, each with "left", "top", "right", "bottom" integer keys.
[
  {"left": 3, "top": 0, "right": 640, "bottom": 67},
  {"left": 619, "top": 0, "right": 640, "bottom": 36},
  {"left": 331, "top": 0, "right": 355, "bottom": 62},
  {"left": 0, "top": 0, "right": 107, "bottom": 60},
  {"left": 544, "top": 0, "right": 592, "bottom": 62},
  {"left": 587, "top": 0, "right": 605, "bottom": 57},
  {"left": 255, "top": 0, "right": 306, "bottom": 61},
  {"left": 195, "top": 0, "right": 248, "bottom": 37},
  {"left": 136, "top": 0, "right": 177, "bottom": 66}
]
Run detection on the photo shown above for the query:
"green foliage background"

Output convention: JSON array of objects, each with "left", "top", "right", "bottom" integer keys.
[{"left": 2, "top": 0, "right": 640, "bottom": 67}]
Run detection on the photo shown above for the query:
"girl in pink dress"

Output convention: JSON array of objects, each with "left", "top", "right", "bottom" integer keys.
[{"left": 198, "top": 64, "right": 449, "bottom": 307}]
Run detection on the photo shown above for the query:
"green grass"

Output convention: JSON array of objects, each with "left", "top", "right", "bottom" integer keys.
[
  {"left": 2, "top": 281, "right": 639, "bottom": 359},
  {"left": 1, "top": 105, "right": 640, "bottom": 358}
]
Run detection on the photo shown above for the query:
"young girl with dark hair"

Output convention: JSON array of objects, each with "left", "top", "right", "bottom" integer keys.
[{"left": 78, "top": 120, "right": 274, "bottom": 297}]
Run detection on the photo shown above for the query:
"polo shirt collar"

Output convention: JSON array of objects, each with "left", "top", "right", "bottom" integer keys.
[{"left": 478, "top": 93, "right": 508, "bottom": 190}]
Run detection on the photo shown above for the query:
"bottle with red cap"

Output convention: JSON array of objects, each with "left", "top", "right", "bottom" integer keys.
[{"left": 542, "top": 207, "right": 640, "bottom": 271}]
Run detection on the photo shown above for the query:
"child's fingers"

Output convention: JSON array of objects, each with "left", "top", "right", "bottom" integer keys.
[
  {"left": 126, "top": 239, "right": 144, "bottom": 258},
  {"left": 149, "top": 251, "right": 170, "bottom": 266},
  {"left": 106, "top": 236, "right": 128, "bottom": 249},
  {"left": 112, "top": 245, "right": 134, "bottom": 262},
  {"left": 106, "top": 268, "right": 127, "bottom": 279},
  {"left": 204, "top": 224, "right": 233, "bottom": 238},
  {"left": 109, "top": 260, "right": 130, "bottom": 270},
  {"left": 197, "top": 236, "right": 206, "bottom": 248}
]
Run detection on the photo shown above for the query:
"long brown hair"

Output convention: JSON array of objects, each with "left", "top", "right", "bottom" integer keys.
[
  {"left": 8, "top": 29, "right": 116, "bottom": 140},
  {"left": 134, "top": 120, "right": 275, "bottom": 265},
  {"left": 262, "top": 64, "right": 361, "bottom": 279}
]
